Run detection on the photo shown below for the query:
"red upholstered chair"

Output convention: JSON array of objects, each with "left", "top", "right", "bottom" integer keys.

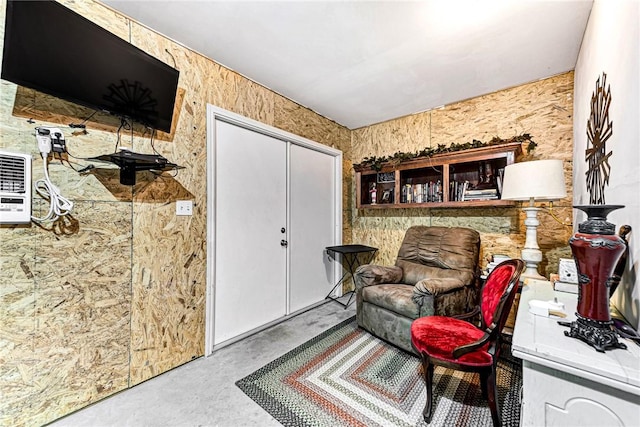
[{"left": 410, "top": 259, "right": 525, "bottom": 427}]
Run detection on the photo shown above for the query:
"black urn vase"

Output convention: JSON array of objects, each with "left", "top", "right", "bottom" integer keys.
[{"left": 565, "top": 204, "right": 627, "bottom": 352}]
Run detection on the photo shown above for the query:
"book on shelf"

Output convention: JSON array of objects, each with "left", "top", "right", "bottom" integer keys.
[
  {"left": 462, "top": 187, "right": 498, "bottom": 201},
  {"left": 459, "top": 181, "right": 469, "bottom": 201},
  {"left": 465, "top": 188, "right": 498, "bottom": 196},
  {"left": 497, "top": 168, "right": 504, "bottom": 197},
  {"left": 401, "top": 180, "right": 443, "bottom": 203},
  {"left": 449, "top": 180, "right": 469, "bottom": 202},
  {"left": 464, "top": 195, "right": 499, "bottom": 201}
]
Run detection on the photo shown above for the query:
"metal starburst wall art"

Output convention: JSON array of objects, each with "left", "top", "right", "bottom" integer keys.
[{"left": 585, "top": 72, "right": 613, "bottom": 204}]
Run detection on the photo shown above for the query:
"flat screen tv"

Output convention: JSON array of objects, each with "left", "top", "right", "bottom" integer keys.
[{"left": 1, "top": 0, "right": 179, "bottom": 133}]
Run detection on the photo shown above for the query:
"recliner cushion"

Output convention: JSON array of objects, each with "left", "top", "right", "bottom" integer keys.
[
  {"left": 361, "top": 284, "right": 419, "bottom": 319},
  {"left": 395, "top": 226, "right": 479, "bottom": 284},
  {"left": 396, "top": 259, "right": 473, "bottom": 286}
]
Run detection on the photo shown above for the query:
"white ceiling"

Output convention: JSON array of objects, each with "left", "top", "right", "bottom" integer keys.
[{"left": 102, "top": 0, "right": 593, "bottom": 130}]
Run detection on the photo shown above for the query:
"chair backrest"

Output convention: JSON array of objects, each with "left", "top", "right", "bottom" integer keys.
[
  {"left": 480, "top": 259, "right": 526, "bottom": 330},
  {"left": 394, "top": 226, "right": 480, "bottom": 285}
]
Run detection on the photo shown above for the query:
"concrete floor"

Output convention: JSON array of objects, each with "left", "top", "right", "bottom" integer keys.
[{"left": 49, "top": 300, "right": 356, "bottom": 427}]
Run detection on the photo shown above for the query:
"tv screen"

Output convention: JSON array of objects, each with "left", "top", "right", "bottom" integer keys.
[{"left": 1, "top": 0, "right": 179, "bottom": 133}]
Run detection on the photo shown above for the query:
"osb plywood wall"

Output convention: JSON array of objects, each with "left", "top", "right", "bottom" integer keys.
[
  {"left": 351, "top": 73, "right": 575, "bottom": 275},
  {"left": 1, "top": 1, "right": 577, "bottom": 424},
  {"left": 0, "top": 0, "right": 350, "bottom": 425}
]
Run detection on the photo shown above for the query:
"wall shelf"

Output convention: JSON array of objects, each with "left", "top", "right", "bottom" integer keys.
[{"left": 355, "top": 142, "right": 523, "bottom": 209}]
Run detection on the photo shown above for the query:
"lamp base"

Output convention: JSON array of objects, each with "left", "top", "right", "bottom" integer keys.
[
  {"left": 519, "top": 207, "right": 544, "bottom": 280},
  {"left": 561, "top": 314, "right": 627, "bottom": 353},
  {"left": 519, "top": 269, "right": 546, "bottom": 282}
]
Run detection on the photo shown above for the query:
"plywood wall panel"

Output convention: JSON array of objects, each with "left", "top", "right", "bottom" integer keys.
[
  {"left": 352, "top": 73, "right": 575, "bottom": 275},
  {"left": 234, "top": 79, "right": 276, "bottom": 125},
  {"left": 0, "top": 30, "right": 37, "bottom": 427},
  {"left": 2, "top": 1, "right": 578, "bottom": 425},
  {"left": 352, "top": 112, "right": 431, "bottom": 163},
  {"left": 0, "top": 85, "right": 34, "bottom": 151},
  {"left": 126, "top": 23, "right": 208, "bottom": 384},
  {"left": 0, "top": 225, "right": 36, "bottom": 427},
  {"left": 3, "top": 201, "right": 132, "bottom": 427},
  {"left": 274, "top": 98, "right": 347, "bottom": 149},
  {"left": 430, "top": 73, "right": 574, "bottom": 155},
  {"left": 1, "top": 0, "right": 332, "bottom": 421},
  {"left": 206, "top": 62, "right": 277, "bottom": 125},
  {"left": 129, "top": 200, "right": 206, "bottom": 384},
  {"left": 207, "top": 63, "right": 242, "bottom": 113}
]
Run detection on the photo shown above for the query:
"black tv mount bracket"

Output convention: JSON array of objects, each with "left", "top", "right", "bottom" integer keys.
[{"left": 88, "top": 149, "right": 182, "bottom": 185}]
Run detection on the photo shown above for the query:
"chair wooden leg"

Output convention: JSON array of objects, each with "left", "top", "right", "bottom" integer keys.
[
  {"left": 479, "top": 370, "right": 489, "bottom": 399},
  {"left": 422, "top": 356, "right": 435, "bottom": 423},
  {"left": 486, "top": 365, "right": 501, "bottom": 427}
]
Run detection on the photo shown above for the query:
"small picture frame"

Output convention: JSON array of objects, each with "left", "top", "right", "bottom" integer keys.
[
  {"left": 381, "top": 189, "right": 392, "bottom": 203},
  {"left": 377, "top": 172, "right": 395, "bottom": 183}
]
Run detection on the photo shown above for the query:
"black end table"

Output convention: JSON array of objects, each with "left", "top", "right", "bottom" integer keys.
[{"left": 325, "top": 244, "right": 378, "bottom": 308}]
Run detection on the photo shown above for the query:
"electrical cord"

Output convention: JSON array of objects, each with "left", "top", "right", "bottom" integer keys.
[
  {"left": 32, "top": 155, "right": 74, "bottom": 223},
  {"left": 69, "top": 109, "right": 98, "bottom": 128},
  {"left": 149, "top": 127, "right": 160, "bottom": 155},
  {"left": 55, "top": 155, "right": 83, "bottom": 172},
  {"left": 543, "top": 201, "right": 573, "bottom": 227},
  {"left": 32, "top": 130, "right": 74, "bottom": 223},
  {"left": 114, "top": 117, "right": 130, "bottom": 152}
]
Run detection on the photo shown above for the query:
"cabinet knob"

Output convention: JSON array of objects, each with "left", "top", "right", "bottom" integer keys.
[
  {"left": 280, "top": 240, "right": 288, "bottom": 247},
  {"left": 281, "top": 227, "right": 286, "bottom": 233}
]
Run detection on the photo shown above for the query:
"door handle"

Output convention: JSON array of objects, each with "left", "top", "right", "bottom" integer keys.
[{"left": 281, "top": 240, "right": 288, "bottom": 247}]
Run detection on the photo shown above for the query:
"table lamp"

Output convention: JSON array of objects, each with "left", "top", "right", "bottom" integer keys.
[{"left": 501, "top": 159, "right": 567, "bottom": 280}]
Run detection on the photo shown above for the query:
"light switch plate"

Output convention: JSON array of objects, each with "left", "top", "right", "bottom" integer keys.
[{"left": 176, "top": 200, "right": 193, "bottom": 216}]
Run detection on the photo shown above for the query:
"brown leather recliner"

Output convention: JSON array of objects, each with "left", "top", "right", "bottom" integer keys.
[{"left": 354, "top": 226, "right": 481, "bottom": 354}]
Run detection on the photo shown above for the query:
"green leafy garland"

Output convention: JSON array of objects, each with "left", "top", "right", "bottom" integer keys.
[{"left": 354, "top": 134, "right": 537, "bottom": 171}]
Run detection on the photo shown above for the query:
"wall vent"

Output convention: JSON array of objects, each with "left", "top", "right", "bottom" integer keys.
[{"left": 0, "top": 150, "right": 32, "bottom": 224}]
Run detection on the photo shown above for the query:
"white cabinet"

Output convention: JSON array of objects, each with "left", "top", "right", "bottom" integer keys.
[
  {"left": 206, "top": 106, "right": 342, "bottom": 351},
  {"left": 512, "top": 280, "right": 640, "bottom": 427}
]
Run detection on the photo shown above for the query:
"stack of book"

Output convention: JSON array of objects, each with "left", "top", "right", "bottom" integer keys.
[
  {"left": 550, "top": 276, "right": 578, "bottom": 294},
  {"left": 483, "top": 254, "right": 511, "bottom": 278},
  {"left": 551, "top": 258, "right": 579, "bottom": 293},
  {"left": 462, "top": 188, "right": 499, "bottom": 201},
  {"left": 553, "top": 279, "right": 578, "bottom": 294}
]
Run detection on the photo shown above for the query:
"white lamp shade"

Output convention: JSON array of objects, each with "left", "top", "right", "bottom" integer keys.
[{"left": 501, "top": 159, "right": 567, "bottom": 201}]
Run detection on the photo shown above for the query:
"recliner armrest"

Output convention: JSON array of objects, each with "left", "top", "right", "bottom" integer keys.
[
  {"left": 411, "top": 278, "right": 466, "bottom": 317},
  {"left": 354, "top": 265, "right": 403, "bottom": 289},
  {"left": 413, "top": 277, "right": 466, "bottom": 296}
]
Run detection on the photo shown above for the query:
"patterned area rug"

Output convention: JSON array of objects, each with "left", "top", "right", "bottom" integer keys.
[{"left": 236, "top": 316, "right": 522, "bottom": 427}]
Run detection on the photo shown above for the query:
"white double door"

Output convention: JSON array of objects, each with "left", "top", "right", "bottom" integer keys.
[{"left": 212, "top": 116, "right": 340, "bottom": 348}]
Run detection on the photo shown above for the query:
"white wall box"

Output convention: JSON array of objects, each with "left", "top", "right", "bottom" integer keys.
[{"left": 0, "top": 150, "right": 32, "bottom": 224}]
